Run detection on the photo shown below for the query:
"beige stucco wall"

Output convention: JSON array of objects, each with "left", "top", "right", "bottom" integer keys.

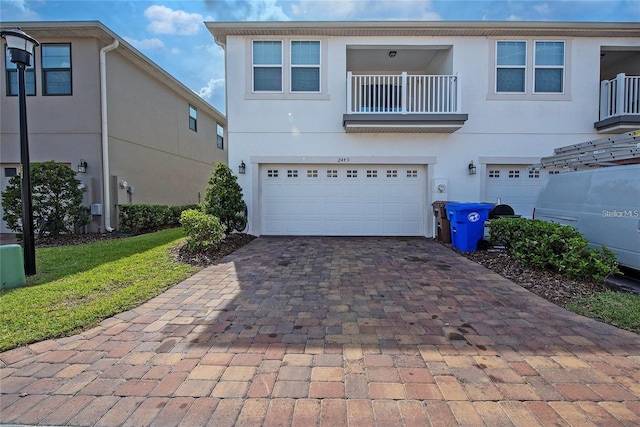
[
  {"left": 106, "top": 50, "right": 225, "bottom": 208},
  {"left": 1, "top": 24, "right": 226, "bottom": 234}
]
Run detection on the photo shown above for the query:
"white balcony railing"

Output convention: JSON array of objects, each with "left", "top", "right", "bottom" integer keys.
[
  {"left": 600, "top": 73, "right": 640, "bottom": 120},
  {"left": 347, "top": 72, "right": 461, "bottom": 114}
]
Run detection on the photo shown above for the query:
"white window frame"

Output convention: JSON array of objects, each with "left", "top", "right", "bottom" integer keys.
[
  {"left": 487, "top": 38, "right": 570, "bottom": 101},
  {"left": 495, "top": 40, "right": 527, "bottom": 94},
  {"left": 252, "top": 40, "right": 283, "bottom": 93},
  {"left": 533, "top": 40, "right": 565, "bottom": 94},
  {"left": 290, "top": 40, "right": 321, "bottom": 93}
]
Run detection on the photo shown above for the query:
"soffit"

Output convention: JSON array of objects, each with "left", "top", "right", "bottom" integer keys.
[{"left": 207, "top": 21, "right": 640, "bottom": 46}]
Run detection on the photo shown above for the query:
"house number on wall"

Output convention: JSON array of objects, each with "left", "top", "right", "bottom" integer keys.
[{"left": 338, "top": 157, "right": 350, "bottom": 163}]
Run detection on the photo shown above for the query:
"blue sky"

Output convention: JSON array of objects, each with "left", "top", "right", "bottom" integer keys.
[{"left": 1, "top": 0, "right": 639, "bottom": 112}]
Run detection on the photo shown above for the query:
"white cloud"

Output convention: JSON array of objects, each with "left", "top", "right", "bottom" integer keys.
[
  {"left": 204, "top": 0, "right": 289, "bottom": 21},
  {"left": 245, "top": 0, "right": 290, "bottom": 21},
  {"left": 144, "top": 5, "right": 204, "bottom": 36},
  {"left": 2, "top": 0, "right": 40, "bottom": 19},
  {"left": 198, "top": 79, "right": 224, "bottom": 101},
  {"left": 533, "top": 3, "right": 551, "bottom": 15},
  {"left": 124, "top": 37, "right": 166, "bottom": 51},
  {"left": 290, "top": 0, "right": 441, "bottom": 20}
]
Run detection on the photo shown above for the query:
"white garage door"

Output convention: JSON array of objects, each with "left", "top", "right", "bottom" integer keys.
[
  {"left": 486, "top": 164, "right": 550, "bottom": 218},
  {"left": 261, "top": 164, "right": 426, "bottom": 236}
]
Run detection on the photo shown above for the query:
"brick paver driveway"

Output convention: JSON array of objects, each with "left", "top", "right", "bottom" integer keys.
[{"left": 2, "top": 237, "right": 640, "bottom": 426}]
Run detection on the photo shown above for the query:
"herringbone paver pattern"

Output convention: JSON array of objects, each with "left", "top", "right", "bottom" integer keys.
[{"left": 1, "top": 237, "right": 640, "bottom": 426}]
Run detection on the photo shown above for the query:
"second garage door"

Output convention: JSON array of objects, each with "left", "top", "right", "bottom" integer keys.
[
  {"left": 485, "top": 164, "right": 551, "bottom": 218},
  {"left": 261, "top": 164, "right": 426, "bottom": 236}
]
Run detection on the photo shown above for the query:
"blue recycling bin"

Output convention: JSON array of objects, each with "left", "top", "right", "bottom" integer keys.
[{"left": 445, "top": 203, "right": 493, "bottom": 252}]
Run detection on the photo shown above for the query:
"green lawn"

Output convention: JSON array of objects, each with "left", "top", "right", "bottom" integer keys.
[
  {"left": 0, "top": 228, "right": 198, "bottom": 351},
  {"left": 567, "top": 291, "right": 640, "bottom": 334}
]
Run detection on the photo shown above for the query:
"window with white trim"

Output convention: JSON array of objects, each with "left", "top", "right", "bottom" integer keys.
[
  {"left": 534, "top": 41, "right": 564, "bottom": 93},
  {"left": 253, "top": 41, "right": 282, "bottom": 92},
  {"left": 290, "top": 41, "right": 320, "bottom": 92},
  {"left": 496, "top": 41, "right": 526, "bottom": 93},
  {"left": 494, "top": 40, "right": 566, "bottom": 96}
]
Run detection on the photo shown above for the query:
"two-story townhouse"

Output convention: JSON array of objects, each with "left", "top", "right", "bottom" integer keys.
[
  {"left": 207, "top": 21, "right": 639, "bottom": 238},
  {"left": 1, "top": 21, "right": 226, "bottom": 235}
]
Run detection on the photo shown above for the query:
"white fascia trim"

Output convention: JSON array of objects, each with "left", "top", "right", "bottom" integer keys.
[{"left": 250, "top": 156, "right": 437, "bottom": 165}]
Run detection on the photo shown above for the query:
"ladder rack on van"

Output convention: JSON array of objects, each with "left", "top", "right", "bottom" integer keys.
[{"left": 538, "top": 129, "right": 640, "bottom": 169}]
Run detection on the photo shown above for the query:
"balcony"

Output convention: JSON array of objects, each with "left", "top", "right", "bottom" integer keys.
[
  {"left": 343, "top": 72, "right": 468, "bottom": 133},
  {"left": 595, "top": 73, "right": 640, "bottom": 133}
]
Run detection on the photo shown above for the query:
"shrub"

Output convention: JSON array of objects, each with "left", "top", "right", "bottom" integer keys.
[
  {"left": 203, "top": 163, "right": 247, "bottom": 232},
  {"left": 119, "top": 204, "right": 197, "bottom": 234},
  {"left": 1, "top": 161, "right": 90, "bottom": 236},
  {"left": 180, "top": 209, "right": 226, "bottom": 252},
  {"left": 489, "top": 217, "right": 618, "bottom": 282}
]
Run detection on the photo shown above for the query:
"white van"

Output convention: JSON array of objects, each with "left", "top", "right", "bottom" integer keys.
[{"left": 533, "top": 164, "right": 640, "bottom": 271}]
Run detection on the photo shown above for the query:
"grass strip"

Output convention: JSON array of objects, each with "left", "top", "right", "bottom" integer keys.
[
  {"left": 567, "top": 291, "right": 640, "bottom": 334},
  {"left": 0, "top": 228, "right": 198, "bottom": 351}
]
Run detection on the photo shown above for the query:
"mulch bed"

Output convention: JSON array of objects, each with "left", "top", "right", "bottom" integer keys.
[
  {"left": 171, "top": 233, "right": 256, "bottom": 266},
  {"left": 455, "top": 244, "right": 609, "bottom": 307}
]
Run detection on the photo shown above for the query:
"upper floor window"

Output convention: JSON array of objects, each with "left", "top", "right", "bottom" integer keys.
[
  {"left": 291, "top": 41, "right": 320, "bottom": 92},
  {"left": 534, "top": 41, "right": 564, "bottom": 93},
  {"left": 42, "top": 44, "right": 71, "bottom": 95},
  {"left": 496, "top": 41, "right": 526, "bottom": 93},
  {"left": 189, "top": 104, "right": 197, "bottom": 131},
  {"left": 494, "top": 40, "right": 566, "bottom": 96},
  {"left": 5, "top": 47, "right": 36, "bottom": 96},
  {"left": 253, "top": 40, "right": 282, "bottom": 92},
  {"left": 216, "top": 124, "right": 224, "bottom": 149}
]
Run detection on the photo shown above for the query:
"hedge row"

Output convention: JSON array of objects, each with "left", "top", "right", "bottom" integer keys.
[
  {"left": 119, "top": 204, "right": 198, "bottom": 234},
  {"left": 489, "top": 217, "right": 618, "bottom": 282}
]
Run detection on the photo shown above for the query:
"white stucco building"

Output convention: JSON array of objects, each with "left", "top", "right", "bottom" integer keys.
[{"left": 207, "top": 21, "right": 640, "bottom": 237}]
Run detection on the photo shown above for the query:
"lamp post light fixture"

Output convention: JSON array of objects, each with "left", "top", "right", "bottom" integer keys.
[{"left": 1, "top": 28, "right": 39, "bottom": 276}]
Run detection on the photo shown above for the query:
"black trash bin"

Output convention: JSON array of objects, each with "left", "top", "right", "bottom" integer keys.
[{"left": 432, "top": 201, "right": 451, "bottom": 243}]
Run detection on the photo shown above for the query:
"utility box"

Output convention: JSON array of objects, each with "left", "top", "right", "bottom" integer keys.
[
  {"left": 1, "top": 244, "right": 26, "bottom": 289},
  {"left": 90, "top": 203, "right": 102, "bottom": 215}
]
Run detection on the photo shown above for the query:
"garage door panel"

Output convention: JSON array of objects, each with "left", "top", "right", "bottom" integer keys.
[
  {"left": 486, "top": 164, "right": 544, "bottom": 218},
  {"left": 261, "top": 164, "right": 426, "bottom": 236}
]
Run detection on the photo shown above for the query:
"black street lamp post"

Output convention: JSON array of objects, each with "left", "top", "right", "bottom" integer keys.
[{"left": 1, "top": 28, "right": 39, "bottom": 276}]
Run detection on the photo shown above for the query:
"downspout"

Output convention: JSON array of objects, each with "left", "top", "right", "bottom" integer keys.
[{"left": 100, "top": 39, "right": 119, "bottom": 231}]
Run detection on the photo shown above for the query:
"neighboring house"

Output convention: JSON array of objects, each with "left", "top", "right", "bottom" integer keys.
[
  {"left": 206, "top": 20, "right": 639, "bottom": 237},
  {"left": 1, "top": 21, "right": 226, "bottom": 234}
]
